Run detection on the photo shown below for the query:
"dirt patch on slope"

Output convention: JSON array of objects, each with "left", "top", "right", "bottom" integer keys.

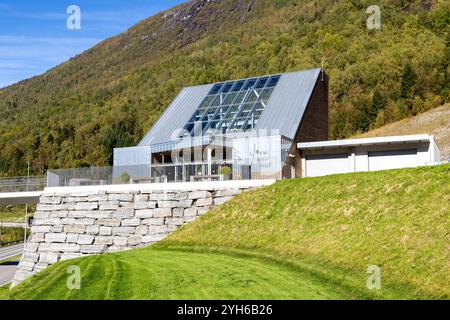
[{"left": 356, "top": 104, "right": 450, "bottom": 160}]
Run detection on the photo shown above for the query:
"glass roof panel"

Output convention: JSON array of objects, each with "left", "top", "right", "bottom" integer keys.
[
  {"left": 234, "top": 91, "right": 247, "bottom": 104},
  {"left": 217, "top": 105, "right": 230, "bottom": 115},
  {"left": 260, "top": 88, "right": 274, "bottom": 102},
  {"left": 254, "top": 102, "right": 265, "bottom": 111},
  {"left": 222, "top": 83, "right": 234, "bottom": 94},
  {"left": 253, "top": 109, "right": 263, "bottom": 117},
  {"left": 231, "top": 80, "right": 245, "bottom": 92},
  {"left": 210, "top": 95, "right": 222, "bottom": 107},
  {"left": 267, "top": 75, "right": 280, "bottom": 87},
  {"left": 243, "top": 79, "right": 257, "bottom": 90},
  {"left": 185, "top": 123, "right": 195, "bottom": 133},
  {"left": 245, "top": 90, "right": 259, "bottom": 103},
  {"left": 255, "top": 77, "right": 269, "bottom": 89},
  {"left": 182, "top": 74, "right": 280, "bottom": 136},
  {"left": 224, "top": 92, "right": 237, "bottom": 105},
  {"left": 242, "top": 103, "right": 255, "bottom": 112},
  {"left": 199, "top": 96, "right": 213, "bottom": 109},
  {"left": 209, "top": 83, "right": 223, "bottom": 95}
]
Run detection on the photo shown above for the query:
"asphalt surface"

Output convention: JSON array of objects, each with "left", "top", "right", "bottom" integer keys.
[{"left": 0, "top": 243, "right": 23, "bottom": 287}]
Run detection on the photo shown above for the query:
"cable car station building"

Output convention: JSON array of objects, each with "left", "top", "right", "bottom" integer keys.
[
  {"left": 113, "top": 68, "right": 329, "bottom": 182},
  {"left": 113, "top": 66, "right": 440, "bottom": 183}
]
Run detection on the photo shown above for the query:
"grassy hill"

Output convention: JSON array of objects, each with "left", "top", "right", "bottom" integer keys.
[
  {"left": 0, "top": 205, "right": 31, "bottom": 224},
  {"left": 2, "top": 164, "right": 448, "bottom": 300},
  {"left": 356, "top": 103, "right": 450, "bottom": 159},
  {"left": 0, "top": 0, "right": 449, "bottom": 176}
]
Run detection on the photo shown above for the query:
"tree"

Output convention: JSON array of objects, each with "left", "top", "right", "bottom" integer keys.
[
  {"left": 101, "top": 110, "right": 138, "bottom": 165},
  {"left": 401, "top": 63, "right": 417, "bottom": 99},
  {"left": 369, "top": 89, "right": 387, "bottom": 125}
]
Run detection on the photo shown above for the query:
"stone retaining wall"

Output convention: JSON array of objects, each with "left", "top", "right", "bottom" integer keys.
[{"left": 12, "top": 186, "right": 254, "bottom": 286}]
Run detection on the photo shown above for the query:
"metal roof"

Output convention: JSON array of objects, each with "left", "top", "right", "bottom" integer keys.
[
  {"left": 138, "top": 84, "right": 213, "bottom": 146},
  {"left": 138, "top": 68, "right": 322, "bottom": 146},
  {"left": 297, "top": 134, "right": 435, "bottom": 150},
  {"left": 255, "top": 68, "right": 322, "bottom": 139}
]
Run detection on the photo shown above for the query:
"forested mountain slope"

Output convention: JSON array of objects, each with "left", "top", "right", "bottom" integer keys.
[
  {"left": 357, "top": 103, "right": 450, "bottom": 159},
  {"left": 0, "top": 0, "right": 448, "bottom": 175}
]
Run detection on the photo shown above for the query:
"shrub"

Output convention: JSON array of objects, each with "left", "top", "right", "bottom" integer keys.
[
  {"left": 120, "top": 172, "right": 130, "bottom": 184},
  {"left": 219, "top": 166, "right": 232, "bottom": 175}
]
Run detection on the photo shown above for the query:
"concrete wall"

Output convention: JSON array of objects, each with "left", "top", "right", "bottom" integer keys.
[{"left": 12, "top": 180, "right": 274, "bottom": 287}]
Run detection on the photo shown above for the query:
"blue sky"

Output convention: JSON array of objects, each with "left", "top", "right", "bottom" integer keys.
[{"left": 0, "top": 0, "right": 185, "bottom": 88}]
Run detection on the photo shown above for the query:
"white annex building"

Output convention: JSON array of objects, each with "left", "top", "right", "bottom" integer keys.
[{"left": 297, "top": 134, "right": 441, "bottom": 178}]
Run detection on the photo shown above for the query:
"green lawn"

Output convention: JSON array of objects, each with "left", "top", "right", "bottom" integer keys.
[
  {"left": 0, "top": 285, "right": 11, "bottom": 298},
  {"left": 3, "top": 247, "right": 362, "bottom": 300},
  {"left": 0, "top": 227, "right": 27, "bottom": 245},
  {"left": 0, "top": 205, "right": 32, "bottom": 245},
  {"left": 164, "top": 165, "right": 449, "bottom": 299},
  {"left": 0, "top": 205, "right": 33, "bottom": 223},
  {"left": 2, "top": 165, "right": 449, "bottom": 300}
]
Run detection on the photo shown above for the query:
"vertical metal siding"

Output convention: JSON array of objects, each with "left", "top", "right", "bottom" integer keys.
[{"left": 113, "top": 146, "right": 152, "bottom": 166}]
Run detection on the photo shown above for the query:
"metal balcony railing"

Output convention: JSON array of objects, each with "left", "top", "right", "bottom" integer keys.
[
  {"left": 46, "top": 161, "right": 282, "bottom": 188},
  {"left": 0, "top": 156, "right": 284, "bottom": 192}
]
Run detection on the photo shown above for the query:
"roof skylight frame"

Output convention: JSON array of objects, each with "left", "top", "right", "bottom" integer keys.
[
  {"left": 224, "top": 78, "right": 276, "bottom": 133},
  {"left": 183, "top": 74, "right": 281, "bottom": 137}
]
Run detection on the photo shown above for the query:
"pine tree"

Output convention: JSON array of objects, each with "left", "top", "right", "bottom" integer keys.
[
  {"left": 401, "top": 63, "right": 417, "bottom": 99},
  {"left": 370, "top": 89, "right": 386, "bottom": 119}
]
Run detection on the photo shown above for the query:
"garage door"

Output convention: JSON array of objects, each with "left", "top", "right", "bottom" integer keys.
[
  {"left": 305, "top": 153, "right": 349, "bottom": 177},
  {"left": 368, "top": 149, "right": 418, "bottom": 172}
]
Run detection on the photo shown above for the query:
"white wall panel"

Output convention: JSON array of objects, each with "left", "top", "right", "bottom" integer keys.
[
  {"left": 368, "top": 149, "right": 418, "bottom": 172},
  {"left": 305, "top": 153, "right": 349, "bottom": 177}
]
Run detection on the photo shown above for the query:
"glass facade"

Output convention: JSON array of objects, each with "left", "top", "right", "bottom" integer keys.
[
  {"left": 109, "top": 133, "right": 293, "bottom": 184},
  {"left": 182, "top": 75, "right": 281, "bottom": 136}
]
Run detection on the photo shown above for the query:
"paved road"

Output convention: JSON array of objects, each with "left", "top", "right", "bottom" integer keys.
[
  {"left": 0, "top": 243, "right": 23, "bottom": 287},
  {"left": 0, "top": 243, "right": 23, "bottom": 261},
  {"left": 0, "top": 222, "right": 27, "bottom": 228}
]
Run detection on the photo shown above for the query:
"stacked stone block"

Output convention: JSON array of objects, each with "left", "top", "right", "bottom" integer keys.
[{"left": 12, "top": 187, "right": 246, "bottom": 286}]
